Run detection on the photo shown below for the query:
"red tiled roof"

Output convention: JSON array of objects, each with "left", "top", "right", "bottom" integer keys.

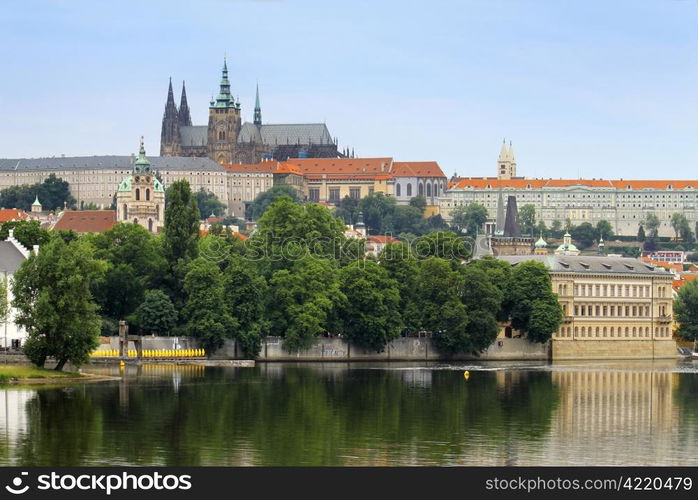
[
  {"left": 0, "top": 209, "right": 30, "bottom": 223},
  {"left": 222, "top": 162, "right": 276, "bottom": 173},
  {"left": 275, "top": 162, "right": 303, "bottom": 175},
  {"left": 367, "top": 235, "right": 399, "bottom": 244},
  {"left": 391, "top": 161, "right": 446, "bottom": 178},
  {"left": 285, "top": 157, "right": 394, "bottom": 175},
  {"left": 53, "top": 210, "right": 116, "bottom": 233}
]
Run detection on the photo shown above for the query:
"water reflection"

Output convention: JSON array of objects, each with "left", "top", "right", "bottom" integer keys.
[{"left": 0, "top": 362, "right": 694, "bottom": 466}]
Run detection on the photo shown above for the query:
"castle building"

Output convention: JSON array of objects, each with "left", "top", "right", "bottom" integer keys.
[
  {"left": 116, "top": 138, "right": 165, "bottom": 233},
  {"left": 160, "top": 58, "right": 342, "bottom": 164},
  {"left": 441, "top": 142, "right": 698, "bottom": 237}
]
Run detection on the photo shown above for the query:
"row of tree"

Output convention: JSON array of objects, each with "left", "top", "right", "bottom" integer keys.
[
  {"left": 11, "top": 181, "right": 565, "bottom": 370},
  {"left": 0, "top": 175, "right": 75, "bottom": 212}
]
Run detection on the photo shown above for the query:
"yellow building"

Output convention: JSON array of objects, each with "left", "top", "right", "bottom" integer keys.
[{"left": 498, "top": 254, "right": 677, "bottom": 359}]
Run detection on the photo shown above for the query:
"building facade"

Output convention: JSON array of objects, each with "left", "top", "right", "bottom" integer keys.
[
  {"left": 441, "top": 145, "right": 698, "bottom": 237},
  {"left": 391, "top": 161, "right": 447, "bottom": 207},
  {"left": 498, "top": 254, "right": 676, "bottom": 359},
  {"left": 160, "top": 59, "right": 343, "bottom": 164}
]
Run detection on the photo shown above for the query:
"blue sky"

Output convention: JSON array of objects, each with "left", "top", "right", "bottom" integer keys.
[{"left": 1, "top": 0, "right": 697, "bottom": 179}]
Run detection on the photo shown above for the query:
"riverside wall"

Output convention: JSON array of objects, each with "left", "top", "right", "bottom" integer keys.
[
  {"left": 100, "top": 336, "right": 550, "bottom": 361},
  {"left": 551, "top": 339, "right": 678, "bottom": 360}
]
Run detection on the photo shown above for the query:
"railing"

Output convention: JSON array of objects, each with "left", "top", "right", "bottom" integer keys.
[
  {"left": 658, "top": 315, "right": 672, "bottom": 324},
  {"left": 562, "top": 316, "right": 574, "bottom": 323},
  {"left": 90, "top": 349, "right": 206, "bottom": 358}
]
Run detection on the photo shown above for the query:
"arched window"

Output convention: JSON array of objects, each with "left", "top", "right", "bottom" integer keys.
[
  {"left": 146, "top": 188, "right": 150, "bottom": 201},
  {"left": 135, "top": 188, "right": 140, "bottom": 201},
  {"left": 148, "top": 219, "right": 153, "bottom": 232},
  {"left": 123, "top": 204, "right": 128, "bottom": 220},
  {"left": 418, "top": 183, "right": 424, "bottom": 196},
  {"left": 406, "top": 183, "right": 412, "bottom": 197},
  {"left": 426, "top": 183, "right": 432, "bottom": 197},
  {"left": 219, "top": 130, "right": 226, "bottom": 140},
  {"left": 156, "top": 204, "right": 160, "bottom": 221},
  {"left": 396, "top": 183, "right": 401, "bottom": 197}
]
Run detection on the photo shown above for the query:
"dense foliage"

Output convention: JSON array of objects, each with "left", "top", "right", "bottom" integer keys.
[
  {"left": 674, "top": 280, "right": 698, "bottom": 342},
  {"left": 0, "top": 174, "right": 75, "bottom": 211}
]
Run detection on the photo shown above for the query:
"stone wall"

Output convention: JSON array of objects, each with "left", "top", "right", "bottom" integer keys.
[{"left": 552, "top": 339, "right": 678, "bottom": 360}]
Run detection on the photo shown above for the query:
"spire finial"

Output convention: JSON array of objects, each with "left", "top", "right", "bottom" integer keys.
[
  {"left": 139, "top": 135, "right": 145, "bottom": 154},
  {"left": 254, "top": 82, "right": 262, "bottom": 126}
]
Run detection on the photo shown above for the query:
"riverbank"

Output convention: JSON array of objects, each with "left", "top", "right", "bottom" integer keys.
[{"left": 0, "top": 366, "right": 119, "bottom": 385}]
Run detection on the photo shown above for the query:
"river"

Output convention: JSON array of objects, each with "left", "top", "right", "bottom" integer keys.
[{"left": 0, "top": 360, "right": 696, "bottom": 466}]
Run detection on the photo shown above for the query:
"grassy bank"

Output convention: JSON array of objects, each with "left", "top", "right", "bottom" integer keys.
[{"left": 0, "top": 365, "right": 80, "bottom": 382}]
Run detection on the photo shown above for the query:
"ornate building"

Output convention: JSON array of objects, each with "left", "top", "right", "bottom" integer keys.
[
  {"left": 160, "top": 58, "right": 343, "bottom": 164},
  {"left": 116, "top": 139, "right": 165, "bottom": 233}
]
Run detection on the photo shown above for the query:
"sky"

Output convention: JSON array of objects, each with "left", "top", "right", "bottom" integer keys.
[{"left": 1, "top": 0, "right": 697, "bottom": 179}]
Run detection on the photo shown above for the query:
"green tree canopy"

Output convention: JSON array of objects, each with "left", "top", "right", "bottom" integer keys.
[
  {"left": 12, "top": 237, "right": 106, "bottom": 370},
  {"left": 675, "top": 280, "right": 698, "bottom": 342},
  {"left": 334, "top": 195, "right": 360, "bottom": 225},
  {"left": 337, "top": 261, "right": 402, "bottom": 352},
  {"left": 570, "top": 222, "right": 596, "bottom": 249},
  {"left": 409, "top": 196, "right": 427, "bottom": 212},
  {"left": 378, "top": 242, "right": 420, "bottom": 331},
  {"left": 267, "top": 256, "right": 344, "bottom": 351},
  {"left": 182, "top": 258, "right": 236, "bottom": 354},
  {"left": 450, "top": 203, "right": 488, "bottom": 236},
  {"left": 196, "top": 189, "right": 226, "bottom": 219},
  {"left": 505, "top": 261, "right": 562, "bottom": 343},
  {"left": 413, "top": 231, "right": 470, "bottom": 261},
  {"left": 0, "top": 220, "right": 50, "bottom": 248},
  {"left": 637, "top": 225, "right": 646, "bottom": 242},
  {"left": 644, "top": 213, "right": 660, "bottom": 238},
  {"left": 135, "top": 289, "right": 177, "bottom": 335},
  {"left": 518, "top": 204, "right": 537, "bottom": 235},
  {"left": 358, "top": 192, "right": 397, "bottom": 235},
  {"left": 247, "top": 184, "right": 299, "bottom": 221},
  {"left": 0, "top": 174, "right": 75, "bottom": 212},
  {"left": 595, "top": 220, "right": 614, "bottom": 240},
  {"left": 223, "top": 254, "right": 269, "bottom": 357}
]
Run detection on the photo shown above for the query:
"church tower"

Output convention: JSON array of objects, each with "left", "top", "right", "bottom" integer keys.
[
  {"left": 497, "top": 139, "right": 517, "bottom": 180},
  {"left": 178, "top": 81, "right": 192, "bottom": 126},
  {"left": 160, "top": 78, "right": 180, "bottom": 156},
  {"left": 207, "top": 57, "right": 242, "bottom": 165},
  {"left": 254, "top": 83, "right": 262, "bottom": 126},
  {"left": 117, "top": 138, "right": 166, "bottom": 233}
]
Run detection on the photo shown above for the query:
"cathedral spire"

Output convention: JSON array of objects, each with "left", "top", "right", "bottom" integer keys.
[
  {"left": 213, "top": 56, "right": 234, "bottom": 108},
  {"left": 161, "top": 78, "right": 180, "bottom": 155},
  {"left": 254, "top": 83, "right": 262, "bottom": 126},
  {"left": 179, "top": 80, "right": 192, "bottom": 126}
]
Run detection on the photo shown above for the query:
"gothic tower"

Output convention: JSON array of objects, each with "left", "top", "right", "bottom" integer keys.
[
  {"left": 254, "top": 83, "right": 262, "bottom": 126},
  {"left": 179, "top": 81, "right": 192, "bottom": 127},
  {"left": 160, "top": 78, "right": 180, "bottom": 156},
  {"left": 207, "top": 57, "right": 241, "bottom": 164},
  {"left": 497, "top": 139, "right": 517, "bottom": 180}
]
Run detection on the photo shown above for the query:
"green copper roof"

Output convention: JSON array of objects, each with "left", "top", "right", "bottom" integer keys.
[
  {"left": 134, "top": 136, "right": 152, "bottom": 173},
  {"left": 534, "top": 236, "right": 547, "bottom": 248},
  {"left": 32, "top": 195, "right": 41, "bottom": 206},
  {"left": 117, "top": 175, "right": 165, "bottom": 193},
  {"left": 212, "top": 56, "right": 239, "bottom": 109}
]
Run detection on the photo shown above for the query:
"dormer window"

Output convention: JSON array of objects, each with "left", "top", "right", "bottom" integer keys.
[
  {"left": 624, "top": 263, "right": 634, "bottom": 270},
  {"left": 580, "top": 262, "right": 590, "bottom": 269}
]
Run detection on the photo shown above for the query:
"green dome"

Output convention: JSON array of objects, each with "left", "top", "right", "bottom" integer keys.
[
  {"left": 535, "top": 237, "right": 547, "bottom": 248},
  {"left": 556, "top": 242, "right": 579, "bottom": 253}
]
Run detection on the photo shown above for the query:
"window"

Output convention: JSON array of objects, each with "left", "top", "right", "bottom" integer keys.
[
  {"left": 146, "top": 188, "right": 150, "bottom": 201},
  {"left": 329, "top": 188, "right": 340, "bottom": 203},
  {"left": 156, "top": 204, "right": 160, "bottom": 221},
  {"left": 135, "top": 188, "right": 140, "bottom": 201},
  {"left": 396, "top": 183, "right": 401, "bottom": 197},
  {"left": 350, "top": 187, "right": 361, "bottom": 199},
  {"left": 309, "top": 189, "right": 320, "bottom": 202},
  {"left": 218, "top": 130, "right": 226, "bottom": 140},
  {"left": 426, "top": 183, "right": 432, "bottom": 197},
  {"left": 418, "top": 183, "right": 424, "bottom": 196},
  {"left": 407, "top": 183, "right": 412, "bottom": 197},
  {"left": 123, "top": 204, "right": 128, "bottom": 220},
  {"left": 148, "top": 219, "right": 153, "bottom": 232}
]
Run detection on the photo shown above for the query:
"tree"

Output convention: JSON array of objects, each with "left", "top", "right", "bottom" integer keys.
[
  {"left": 267, "top": 257, "right": 344, "bottom": 351},
  {"left": 644, "top": 213, "right": 660, "bottom": 238},
  {"left": 334, "top": 195, "right": 360, "bottom": 225},
  {"left": 247, "top": 185, "right": 299, "bottom": 221},
  {"left": 458, "top": 265, "right": 502, "bottom": 354},
  {"left": 0, "top": 275, "right": 8, "bottom": 331},
  {"left": 518, "top": 204, "right": 537, "bottom": 235},
  {"left": 12, "top": 237, "right": 106, "bottom": 370},
  {"left": 467, "top": 256, "right": 512, "bottom": 322},
  {"left": 413, "top": 231, "right": 470, "bottom": 261},
  {"left": 675, "top": 280, "right": 698, "bottom": 342},
  {"left": 505, "top": 261, "right": 562, "bottom": 343},
  {"left": 337, "top": 261, "right": 402, "bottom": 352},
  {"left": 637, "top": 225, "right": 646, "bottom": 242},
  {"left": 570, "top": 222, "right": 596, "bottom": 249},
  {"left": 223, "top": 254, "right": 269, "bottom": 357},
  {"left": 412, "top": 258, "right": 469, "bottom": 355},
  {"left": 358, "top": 192, "right": 397, "bottom": 235},
  {"left": 671, "top": 213, "right": 687, "bottom": 239},
  {"left": 196, "top": 189, "right": 226, "bottom": 219},
  {"left": 595, "top": 220, "right": 614, "bottom": 240},
  {"left": 378, "top": 242, "right": 420, "bottom": 332},
  {"left": 0, "top": 220, "right": 50, "bottom": 248},
  {"left": 450, "top": 203, "right": 488, "bottom": 235},
  {"left": 550, "top": 220, "right": 563, "bottom": 238},
  {"left": 391, "top": 205, "right": 425, "bottom": 235},
  {"left": 163, "top": 180, "right": 200, "bottom": 304},
  {"left": 39, "top": 174, "right": 76, "bottom": 211},
  {"left": 536, "top": 220, "right": 548, "bottom": 238},
  {"left": 135, "top": 290, "right": 177, "bottom": 335},
  {"left": 409, "top": 196, "right": 427, "bottom": 212},
  {"left": 182, "top": 258, "right": 236, "bottom": 354}
]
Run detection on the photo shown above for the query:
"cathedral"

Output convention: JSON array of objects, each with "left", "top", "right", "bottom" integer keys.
[{"left": 160, "top": 58, "right": 343, "bottom": 164}]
